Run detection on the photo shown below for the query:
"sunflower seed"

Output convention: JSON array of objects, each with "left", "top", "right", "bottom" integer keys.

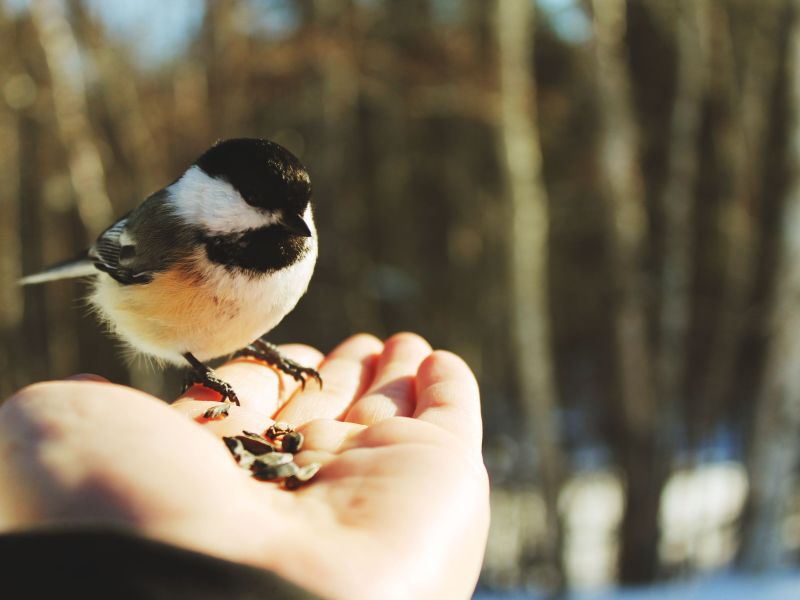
[
  {"left": 284, "top": 462, "right": 321, "bottom": 490},
  {"left": 281, "top": 431, "right": 304, "bottom": 454},
  {"left": 253, "top": 452, "right": 294, "bottom": 467},
  {"left": 237, "top": 431, "right": 276, "bottom": 455},
  {"left": 252, "top": 460, "right": 299, "bottom": 481},
  {"left": 266, "top": 421, "right": 293, "bottom": 440},
  {"left": 251, "top": 464, "right": 282, "bottom": 481},
  {"left": 223, "top": 436, "right": 244, "bottom": 458},
  {"left": 222, "top": 436, "right": 256, "bottom": 469},
  {"left": 203, "top": 403, "right": 231, "bottom": 419}
]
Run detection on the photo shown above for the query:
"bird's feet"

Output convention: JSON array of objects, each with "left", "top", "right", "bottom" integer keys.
[
  {"left": 233, "top": 339, "right": 322, "bottom": 389},
  {"left": 182, "top": 352, "right": 240, "bottom": 419}
]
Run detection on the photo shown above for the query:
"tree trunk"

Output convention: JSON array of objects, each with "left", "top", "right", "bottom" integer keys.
[
  {"left": 312, "top": 0, "right": 381, "bottom": 336},
  {"left": 0, "top": 12, "right": 24, "bottom": 397},
  {"left": 67, "top": 0, "right": 168, "bottom": 395},
  {"left": 656, "top": 0, "right": 708, "bottom": 441},
  {"left": 698, "top": 0, "right": 784, "bottom": 429},
  {"left": 590, "top": 0, "right": 663, "bottom": 584},
  {"left": 739, "top": 0, "right": 800, "bottom": 571},
  {"left": 31, "top": 0, "right": 113, "bottom": 238},
  {"left": 495, "top": 0, "right": 565, "bottom": 592}
]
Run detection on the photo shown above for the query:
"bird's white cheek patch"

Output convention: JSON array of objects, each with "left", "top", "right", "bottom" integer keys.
[{"left": 169, "top": 166, "right": 280, "bottom": 234}]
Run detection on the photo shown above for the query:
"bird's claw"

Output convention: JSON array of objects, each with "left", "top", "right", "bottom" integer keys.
[
  {"left": 234, "top": 339, "right": 323, "bottom": 390},
  {"left": 185, "top": 369, "right": 240, "bottom": 406},
  {"left": 282, "top": 362, "right": 322, "bottom": 390},
  {"left": 183, "top": 352, "right": 240, "bottom": 420}
]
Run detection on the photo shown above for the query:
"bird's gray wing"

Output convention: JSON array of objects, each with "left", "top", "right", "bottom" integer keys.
[
  {"left": 20, "top": 190, "right": 186, "bottom": 287},
  {"left": 88, "top": 189, "right": 189, "bottom": 285},
  {"left": 88, "top": 214, "right": 155, "bottom": 285},
  {"left": 88, "top": 189, "right": 198, "bottom": 285}
]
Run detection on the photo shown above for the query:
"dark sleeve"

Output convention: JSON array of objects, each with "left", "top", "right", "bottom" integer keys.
[{"left": 0, "top": 526, "right": 323, "bottom": 600}]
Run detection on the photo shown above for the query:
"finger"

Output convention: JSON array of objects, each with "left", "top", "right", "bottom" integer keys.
[
  {"left": 413, "top": 351, "right": 482, "bottom": 448},
  {"left": 345, "top": 332, "right": 432, "bottom": 426},
  {"left": 275, "top": 334, "right": 382, "bottom": 426},
  {"left": 64, "top": 374, "right": 109, "bottom": 383},
  {"left": 297, "top": 418, "right": 366, "bottom": 454},
  {"left": 286, "top": 423, "right": 370, "bottom": 478},
  {"left": 175, "top": 344, "right": 324, "bottom": 421},
  {"left": 270, "top": 344, "right": 328, "bottom": 408},
  {"left": 171, "top": 401, "right": 277, "bottom": 438}
]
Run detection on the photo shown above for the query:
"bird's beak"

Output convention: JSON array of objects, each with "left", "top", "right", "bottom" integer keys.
[{"left": 281, "top": 212, "right": 312, "bottom": 237}]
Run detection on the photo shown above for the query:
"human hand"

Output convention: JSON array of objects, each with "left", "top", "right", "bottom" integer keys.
[{"left": 0, "top": 333, "right": 489, "bottom": 600}]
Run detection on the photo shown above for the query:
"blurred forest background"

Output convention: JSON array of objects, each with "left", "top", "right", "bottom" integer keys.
[{"left": 2, "top": 0, "right": 800, "bottom": 596}]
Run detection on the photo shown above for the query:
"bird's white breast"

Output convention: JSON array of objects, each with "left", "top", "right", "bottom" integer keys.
[{"left": 89, "top": 231, "right": 317, "bottom": 365}]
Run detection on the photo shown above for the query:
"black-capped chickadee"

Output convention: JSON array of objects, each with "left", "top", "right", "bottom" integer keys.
[{"left": 21, "top": 138, "right": 321, "bottom": 417}]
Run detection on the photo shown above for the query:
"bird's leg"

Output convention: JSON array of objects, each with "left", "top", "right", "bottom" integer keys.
[
  {"left": 233, "top": 338, "right": 322, "bottom": 389},
  {"left": 182, "top": 352, "right": 240, "bottom": 419}
]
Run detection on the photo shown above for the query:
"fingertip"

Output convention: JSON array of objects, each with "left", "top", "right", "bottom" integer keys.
[
  {"left": 272, "top": 344, "right": 326, "bottom": 402},
  {"left": 383, "top": 332, "right": 432, "bottom": 354},
  {"left": 343, "top": 333, "right": 431, "bottom": 425},
  {"left": 413, "top": 350, "right": 482, "bottom": 446},
  {"left": 417, "top": 350, "right": 477, "bottom": 389},
  {"left": 327, "top": 333, "right": 384, "bottom": 358},
  {"left": 375, "top": 332, "right": 433, "bottom": 374},
  {"left": 276, "top": 344, "right": 325, "bottom": 367},
  {"left": 350, "top": 332, "right": 383, "bottom": 345},
  {"left": 276, "top": 337, "right": 382, "bottom": 426},
  {"left": 64, "top": 373, "right": 110, "bottom": 383}
]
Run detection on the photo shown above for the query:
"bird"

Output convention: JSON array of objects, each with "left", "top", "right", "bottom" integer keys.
[{"left": 21, "top": 137, "right": 321, "bottom": 418}]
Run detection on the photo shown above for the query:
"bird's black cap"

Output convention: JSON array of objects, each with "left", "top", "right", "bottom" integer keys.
[{"left": 195, "top": 138, "right": 312, "bottom": 214}]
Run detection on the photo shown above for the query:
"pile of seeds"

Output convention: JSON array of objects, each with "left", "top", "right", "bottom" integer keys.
[{"left": 223, "top": 422, "right": 320, "bottom": 490}]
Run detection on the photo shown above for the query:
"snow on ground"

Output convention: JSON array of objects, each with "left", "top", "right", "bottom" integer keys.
[
  {"left": 474, "top": 571, "right": 800, "bottom": 599},
  {"left": 484, "top": 463, "right": 752, "bottom": 590}
]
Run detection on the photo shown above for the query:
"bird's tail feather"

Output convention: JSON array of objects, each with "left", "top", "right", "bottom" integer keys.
[{"left": 19, "top": 253, "right": 96, "bottom": 285}]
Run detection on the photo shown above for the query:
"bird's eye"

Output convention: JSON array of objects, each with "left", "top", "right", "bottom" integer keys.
[{"left": 120, "top": 245, "right": 135, "bottom": 260}]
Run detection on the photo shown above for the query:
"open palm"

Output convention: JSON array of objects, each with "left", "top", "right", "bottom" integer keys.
[{"left": 0, "top": 333, "right": 489, "bottom": 600}]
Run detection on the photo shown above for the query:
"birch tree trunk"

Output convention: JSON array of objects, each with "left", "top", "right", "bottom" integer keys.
[
  {"left": 68, "top": 0, "right": 164, "bottom": 198},
  {"left": 699, "top": 0, "right": 784, "bottom": 428},
  {"left": 31, "top": 0, "right": 113, "bottom": 237},
  {"left": 495, "top": 0, "right": 564, "bottom": 591},
  {"left": 656, "top": 0, "right": 708, "bottom": 436},
  {"left": 591, "top": 0, "right": 662, "bottom": 583},
  {"left": 69, "top": 0, "right": 171, "bottom": 395},
  {"left": 739, "top": 0, "right": 800, "bottom": 571}
]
